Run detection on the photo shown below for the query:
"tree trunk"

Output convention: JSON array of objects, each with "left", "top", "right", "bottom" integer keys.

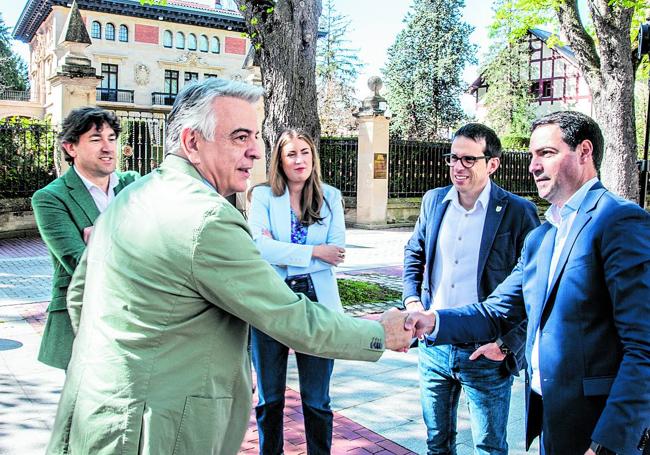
[
  {"left": 237, "top": 0, "right": 322, "bottom": 162},
  {"left": 557, "top": 0, "right": 638, "bottom": 200}
]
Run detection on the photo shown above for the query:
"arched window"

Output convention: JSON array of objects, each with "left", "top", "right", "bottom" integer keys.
[
  {"left": 188, "top": 33, "right": 197, "bottom": 51},
  {"left": 176, "top": 32, "right": 185, "bottom": 49},
  {"left": 199, "top": 34, "right": 208, "bottom": 52},
  {"left": 163, "top": 30, "right": 173, "bottom": 48},
  {"left": 211, "top": 36, "right": 220, "bottom": 54},
  {"left": 119, "top": 25, "right": 128, "bottom": 42},
  {"left": 105, "top": 23, "right": 115, "bottom": 41},
  {"left": 91, "top": 21, "right": 101, "bottom": 39}
]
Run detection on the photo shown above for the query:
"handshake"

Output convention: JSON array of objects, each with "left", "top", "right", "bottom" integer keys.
[{"left": 378, "top": 308, "right": 437, "bottom": 351}]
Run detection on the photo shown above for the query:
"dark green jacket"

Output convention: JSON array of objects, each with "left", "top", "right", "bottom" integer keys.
[{"left": 31, "top": 167, "right": 139, "bottom": 369}]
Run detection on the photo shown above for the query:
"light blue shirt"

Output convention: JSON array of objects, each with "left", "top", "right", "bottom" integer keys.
[{"left": 530, "top": 176, "right": 598, "bottom": 394}]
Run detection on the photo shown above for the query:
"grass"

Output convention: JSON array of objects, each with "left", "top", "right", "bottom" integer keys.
[{"left": 337, "top": 278, "right": 401, "bottom": 307}]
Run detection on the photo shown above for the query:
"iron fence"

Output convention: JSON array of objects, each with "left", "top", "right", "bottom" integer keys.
[
  {"left": 388, "top": 140, "right": 450, "bottom": 198},
  {"left": 319, "top": 137, "right": 358, "bottom": 197},
  {"left": 116, "top": 112, "right": 166, "bottom": 175},
  {"left": 492, "top": 150, "right": 537, "bottom": 196},
  {"left": 0, "top": 118, "right": 58, "bottom": 198},
  {"left": 388, "top": 140, "right": 538, "bottom": 198}
]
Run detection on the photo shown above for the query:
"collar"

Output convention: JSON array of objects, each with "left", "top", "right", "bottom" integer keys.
[
  {"left": 443, "top": 180, "right": 492, "bottom": 213},
  {"left": 544, "top": 177, "right": 599, "bottom": 228},
  {"left": 73, "top": 166, "right": 118, "bottom": 195}
]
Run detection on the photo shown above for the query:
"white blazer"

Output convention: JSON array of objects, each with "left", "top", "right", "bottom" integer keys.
[{"left": 248, "top": 184, "right": 345, "bottom": 312}]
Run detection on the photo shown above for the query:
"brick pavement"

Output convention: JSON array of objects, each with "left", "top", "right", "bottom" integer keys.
[{"left": 0, "top": 236, "right": 417, "bottom": 455}]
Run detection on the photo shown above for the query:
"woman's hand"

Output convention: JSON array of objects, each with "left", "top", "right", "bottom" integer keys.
[
  {"left": 261, "top": 229, "right": 274, "bottom": 239},
  {"left": 313, "top": 244, "right": 346, "bottom": 266}
]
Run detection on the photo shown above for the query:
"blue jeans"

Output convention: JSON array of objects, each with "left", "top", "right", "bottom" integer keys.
[
  {"left": 251, "top": 327, "right": 334, "bottom": 455},
  {"left": 418, "top": 343, "right": 514, "bottom": 455}
]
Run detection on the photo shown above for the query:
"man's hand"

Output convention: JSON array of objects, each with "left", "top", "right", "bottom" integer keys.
[
  {"left": 584, "top": 449, "right": 596, "bottom": 455},
  {"left": 405, "top": 310, "right": 436, "bottom": 339},
  {"left": 313, "top": 244, "right": 345, "bottom": 266},
  {"left": 82, "top": 226, "right": 94, "bottom": 244},
  {"left": 469, "top": 342, "right": 506, "bottom": 362},
  {"left": 404, "top": 299, "right": 424, "bottom": 312},
  {"left": 379, "top": 308, "right": 414, "bottom": 351}
]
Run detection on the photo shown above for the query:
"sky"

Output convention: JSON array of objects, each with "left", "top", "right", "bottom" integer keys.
[{"left": 2, "top": 0, "right": 495, "bottom": 112}]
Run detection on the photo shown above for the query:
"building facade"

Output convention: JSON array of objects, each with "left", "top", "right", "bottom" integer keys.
[
  {"left": 469, "top": 29, "right": 593, "bottom": 122},
  {"left": 9, "top": 0, "right": 254, "bottom": 119}
]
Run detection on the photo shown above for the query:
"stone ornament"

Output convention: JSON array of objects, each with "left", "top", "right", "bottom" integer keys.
[
  {"left": 134, "top": 64, "right": 150, "bottom": 86},
  {"left": 175, "top": 52, "right": 206, "bottom": 66}
]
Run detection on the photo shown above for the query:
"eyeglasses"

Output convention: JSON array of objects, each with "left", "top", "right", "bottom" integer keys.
[{"left": 443, "top": 153, "right": 491, "bottom": 168}]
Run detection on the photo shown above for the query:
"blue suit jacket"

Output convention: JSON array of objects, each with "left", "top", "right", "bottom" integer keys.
[
  {"left": 434, "top": 182, "right": 650, "bottom": 455},
  {"left": 248, "top": 184, "right": 345, "bottom": 312},
  {"left": 403, "top": 183, "right": 539, "bottom": 373}
]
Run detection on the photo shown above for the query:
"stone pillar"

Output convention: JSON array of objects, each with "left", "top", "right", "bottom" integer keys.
[
  {"left": 45, "top": 0, "right": 101, "bottom": 172},
  {"left": 354, "top": 76, "right": 390, "bottom": 226}
]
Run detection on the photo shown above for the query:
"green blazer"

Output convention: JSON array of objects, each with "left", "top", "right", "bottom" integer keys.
[
  {"left": 46, "top": 155, "right": 385, "bottom": 455},
  {"left": 31, "top": 167, "right": 139, "bottom": 370}
]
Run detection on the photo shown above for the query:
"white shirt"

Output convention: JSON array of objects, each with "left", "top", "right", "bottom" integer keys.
[
  {"left": 530, "top": 177, "right": 599, "bottom": 395},
  {"left": 428, "top": 181, "right": 492, "bottom": 310},
  {"left": 74, "top": 167, "right": 119, "bottom": 214}
]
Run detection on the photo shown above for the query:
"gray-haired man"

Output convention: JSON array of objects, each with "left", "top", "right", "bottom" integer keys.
[{"left": 46, "top": 78, "right": 415, "bottom": 454}]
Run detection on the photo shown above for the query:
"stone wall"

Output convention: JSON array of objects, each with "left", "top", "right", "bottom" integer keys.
[{"left": 0, "top": 198, "right": 37, "bottom": 239}]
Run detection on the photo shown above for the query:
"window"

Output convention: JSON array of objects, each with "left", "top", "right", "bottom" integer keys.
[
  {"left": 100, "top": 64, "right": 118, "bottom": 101},
  {"left": 91, "top": 21, "right": 101, "bottom": 39},
  {"left": 176, "top": 32, "right": 185, "bottom": 49},
  {"left": 119, "top": 25, "right": 128, "bottom": 42},
  {"left": 204, "top": 73, "right": 218, "bottom": 79},
  {"left": 105, "top": 23, "right": 115, "bottom": 41},
  {"left": 185, "top": 72, "right": 199, "bottom": 84},
  {"left": 163, "top": 30, "right": 173, "bottom": 48},
  {"left": 188, "top": 33, "right": 197, "bottom": 51},
  {"left": 542, "top": 80, "right": 552, "bottom": 98},
  {"left": 165, "top": 70, "right": 179, "bottom": 95},
  {"left": 199, "top": 35, "right": 208, "bottom": 52},
  {"left": 530, "top": 82, "right": 540, "bottom": 98},
  {"left": 211, "top": 36, "right": 220, "bottom": 54}
]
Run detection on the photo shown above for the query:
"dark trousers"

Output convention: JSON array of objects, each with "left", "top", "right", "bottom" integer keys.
[{"left": 251, "top": 328, "right": 334, "bottom": 455}]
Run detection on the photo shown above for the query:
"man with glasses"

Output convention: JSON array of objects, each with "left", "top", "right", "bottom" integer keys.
[{"left": 403, "top": 123, "right": 539, "bottom": 454}]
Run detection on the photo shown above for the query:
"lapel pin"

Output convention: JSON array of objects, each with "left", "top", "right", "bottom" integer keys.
[{"left": 496, "top": 206, "right": 502, "bottom": 213}]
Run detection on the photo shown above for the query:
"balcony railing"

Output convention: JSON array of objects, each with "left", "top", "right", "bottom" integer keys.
[
  {"left": 0, "top": 90, "right": 30, "bottom": 101},
  {"left": 96, "top": 88, "right": 135, "bottom": 103},
  {"left": 151, "top": 92, "right": 177, "bottom": 106}
]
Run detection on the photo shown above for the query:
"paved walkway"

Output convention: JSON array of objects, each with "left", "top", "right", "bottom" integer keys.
[{"left": 0, "top": 230, "right": 537, "bottom": 455}]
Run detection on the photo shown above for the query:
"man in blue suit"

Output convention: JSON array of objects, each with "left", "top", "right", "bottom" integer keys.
[
  {"left": 403, "top": 123, "right": 539, "bottom": 454},
  {"left": 407, "top": 111, "right": 650, "bottom": 455}
]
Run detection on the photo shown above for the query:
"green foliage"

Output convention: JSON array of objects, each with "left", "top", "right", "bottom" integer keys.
[
  {"left": 383, "top": 0, "right": 476, "bottom": 140},
  {"left": 0, "top": 117, "right": 57, "bottom": 198},
  {"left": 501, "top": 134, "right": 530, "bottom": 149},
  {"left": 0, "top": 13, "right": 29, "bottom": 92},
  {"left": 337, "top": 279, "right": 401, "bottom": 306},
  {"left": 139, "top": 0, "right": 167, "bottom": 6},
  {"left": 236, "top": 0, "right": 276, "bottom": 50},
  {"left": 316, "top": 0, "right": 363, "bottom": 136},
  {"left": 482, "top": 1, "right": 536, "bottom": 138}
]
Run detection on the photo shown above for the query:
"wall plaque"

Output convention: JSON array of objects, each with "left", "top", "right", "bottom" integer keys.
[{"left": 373, "top": 153, "right": 387, "bottom": 179}]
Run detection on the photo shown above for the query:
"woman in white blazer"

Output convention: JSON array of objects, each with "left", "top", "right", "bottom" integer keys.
[{"left": 248, "top": 129, "right": 346, "bottom": 454}]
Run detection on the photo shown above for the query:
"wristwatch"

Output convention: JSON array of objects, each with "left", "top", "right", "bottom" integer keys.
[{"left": 495, "top": 338, "right": 511, "bottom": 355}]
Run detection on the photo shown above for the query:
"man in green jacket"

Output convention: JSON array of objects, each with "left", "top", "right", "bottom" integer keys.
[
  {"left": 32, "top": 107, "right": 139, "bottom": 370},
  {"left": 46, "top": 79, "right": 415, "bottom": 454}
]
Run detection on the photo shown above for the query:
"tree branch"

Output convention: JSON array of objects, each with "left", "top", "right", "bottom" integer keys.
[{"left": 555, "top": 0, "right": 601, "bottom": 83}]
